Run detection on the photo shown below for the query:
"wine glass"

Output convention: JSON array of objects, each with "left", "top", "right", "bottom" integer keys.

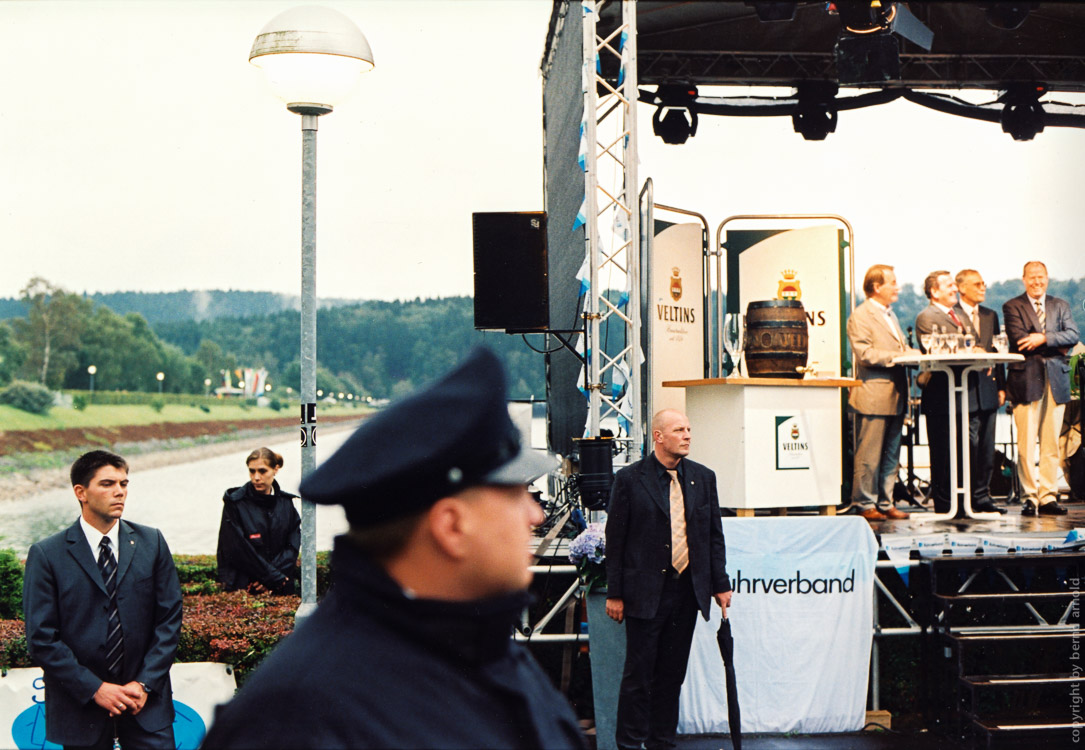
[
  {"left": 724, "top": 313, "right": 746, "bottom": 376},
  {"left": 919, "top": 332, "right": 933, "bottom": 353},
  {"left": 945, "top": 332, "right": 959, "bottom": 354}
]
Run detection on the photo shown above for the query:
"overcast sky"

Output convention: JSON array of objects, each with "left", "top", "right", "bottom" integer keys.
[{"left": 2, "top": 1, "right": 1083, "bottom": 304}]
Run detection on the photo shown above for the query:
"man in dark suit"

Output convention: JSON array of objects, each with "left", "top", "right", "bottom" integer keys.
[
  {"left": 605, "top": 409, "right": 732, "bottom": 750},
  {"left": 954, "top": 269, "right": 1007, "bottom": 513},
  {"left": 915, "top": 270, "right": 978, "bottom": 515},
  {"left": 22, "top": 450, "right": 182, "bottom": 749},
  {"left": 1003, "top": 260, "right": 1081, "bottom": 515}
]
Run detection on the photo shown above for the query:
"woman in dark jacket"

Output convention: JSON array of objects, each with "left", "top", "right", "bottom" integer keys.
[{"left": 216, "top": 447, "right": 301, "bottom": 594}]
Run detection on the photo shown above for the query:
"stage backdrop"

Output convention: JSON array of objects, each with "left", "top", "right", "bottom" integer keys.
[
  {"left": 0, "top": 663, "right": 236, "bottom": 750},
  {"left": 725, "top": 226, "right": 848, "bottom": 378},
  {"left": 679, "top": 517, "right": 878, "bottom": 734},
  {"left": 649, "top": 222, "right": 705, "bottom": 417}
]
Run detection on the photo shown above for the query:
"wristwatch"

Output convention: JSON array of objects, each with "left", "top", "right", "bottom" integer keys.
[{"left": 138, "top": 682, "right": 150, "bottom": 695}]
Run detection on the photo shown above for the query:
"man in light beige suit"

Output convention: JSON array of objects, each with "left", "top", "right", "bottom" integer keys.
[{"left": 846, "top": 265, "right": 922, "bottom": 520}]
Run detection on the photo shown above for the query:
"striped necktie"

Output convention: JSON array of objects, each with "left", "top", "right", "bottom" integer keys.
[
  {"left": 1035, "top": 300, "right": 1045, "bottom": 330},
  {"left": 666, "top": 469, "right": 688, "bottom": 574},
  {"left": 98, "top": 537, "right": 124, "bottom": 679}
]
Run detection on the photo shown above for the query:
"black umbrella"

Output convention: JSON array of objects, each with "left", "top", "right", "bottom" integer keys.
[{"left": 716, "top": 617, "right": 742, "bottom": 750}]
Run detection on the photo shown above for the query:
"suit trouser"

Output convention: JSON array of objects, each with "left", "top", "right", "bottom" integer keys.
[
  {"left": 1013, "top": 379, "right": 1065, "bottom": 504},
  {"left": 615, "top": 570, "right": 699, "bottom": 750},
  {"left": 851, "top": 411, "right": 905, "bottom": 509},
  {"left": 63, "top": 715, "right": 174, "bottom": 750},
  {"left": 924, "top": 408, "right": 970, "bottom": 513},
  {"left": 969, "top": 407, "right": 999, "bottom": 504}
]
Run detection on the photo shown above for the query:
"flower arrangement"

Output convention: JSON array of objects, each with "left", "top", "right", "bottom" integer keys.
[{"left": 569, "top": 522, "right": 607, "bottom": 593}]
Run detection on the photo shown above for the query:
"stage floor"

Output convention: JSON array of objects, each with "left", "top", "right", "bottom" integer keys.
[
  {"left": 676, "top": 732, "right": 958, "bottom": 749},
  {"left": 859, "top": 497, "right": 1084, "bottom": 537}
]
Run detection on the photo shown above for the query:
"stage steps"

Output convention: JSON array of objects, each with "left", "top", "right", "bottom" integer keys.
[{"left": 921, "top": 552, "right": 1084, "bottom": 749}]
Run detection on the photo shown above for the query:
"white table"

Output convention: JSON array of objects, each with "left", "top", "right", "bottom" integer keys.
[
  {"left": 664, "top": 377, "right": 859, "bottom": 514},
  {"left": 892, "top": 352, "right": 1023, "bottom": 521}
]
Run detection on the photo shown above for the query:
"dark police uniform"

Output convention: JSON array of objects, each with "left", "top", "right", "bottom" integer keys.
[
  {"left": 201, "top": 347, "right": 586, "bottom": 750},
  {"left": 216, "top": 479, "right": 300, "bottom": 594}
]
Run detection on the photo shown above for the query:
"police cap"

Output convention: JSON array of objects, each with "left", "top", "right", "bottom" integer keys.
[{"left": 300, "top": 347, "right": 555, "bottom": 527}]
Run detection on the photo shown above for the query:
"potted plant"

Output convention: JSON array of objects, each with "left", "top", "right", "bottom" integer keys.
[{"left": 569, "top": 522, "right": 624, "bottom": 750}]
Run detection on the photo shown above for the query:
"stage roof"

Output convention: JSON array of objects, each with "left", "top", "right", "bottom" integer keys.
[{"left": 546, "top": 2, "right": 1085, "bottom": 92}]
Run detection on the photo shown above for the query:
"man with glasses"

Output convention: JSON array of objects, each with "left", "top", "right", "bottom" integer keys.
[{"left": 954, "top": 269, "right": 1007, "bottom": 514}]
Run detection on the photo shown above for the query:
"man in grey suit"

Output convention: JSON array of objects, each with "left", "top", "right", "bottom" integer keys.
[
  {"left": 605, "top": 409, "right": 732, "bottom": 750},
  {"left": 846, "top": 264, "right": 919, "bottom": 520},
  {"left": 1003, "top": 261, "right": 1081, "bottom": 515},
  {"left": 23, "top": 450, "right": 183, "bottom": 749},
  {"left": 955, "top": 269, "right": 1007, "bottom": 513}
]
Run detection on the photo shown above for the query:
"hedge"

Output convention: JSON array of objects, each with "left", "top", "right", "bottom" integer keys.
[{"left": 0, "top": 551, "right": 332, "bottom": 687}]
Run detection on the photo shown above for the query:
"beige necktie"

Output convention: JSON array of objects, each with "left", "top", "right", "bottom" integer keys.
[
  {"left": 666, "top": 469, "right": 688, "bottom": 574},
  {"left": 1035, "top": 300, "right": 1045, "bottom": 330},
  {"left": 972, "top": 309, "right": 981, "bottom": 338}
]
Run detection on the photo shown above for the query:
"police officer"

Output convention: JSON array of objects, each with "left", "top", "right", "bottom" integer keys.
[{"left": 201, "top": 347, "right": 586, "bottom": 750}]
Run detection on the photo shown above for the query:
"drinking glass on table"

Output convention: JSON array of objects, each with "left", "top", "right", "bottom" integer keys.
[
  {"left": 993, "top": 333, "right": 1009, "bottom": 353},
  {"left": 920, "top": 331, "right": 934, "bottom": 353},
  {"left": 962, "top": 331, "right": 975, "bottom": 350},
  {"left": 945, "top": 333, "right": 959, "bottom": 354}
]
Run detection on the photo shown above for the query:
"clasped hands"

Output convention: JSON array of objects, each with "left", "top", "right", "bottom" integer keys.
[
  {"left": 1016, "top": 332, "right": 1046, "bottom": 351},
  {"left": 93, "top": 681, "right": 147, "bottom": 717}
]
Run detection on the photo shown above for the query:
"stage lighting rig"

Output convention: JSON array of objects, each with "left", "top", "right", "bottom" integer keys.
[
  {"left": 999, "top": 82, "right": 1047, "bottom": 141},
  {"left": 829, "top": 1, "right": 933, "bottom": 85},
  {"left": 652, "top": 84, "right": 699, "bottom": 144},
  {"left": 792, "top": 81, "right": 839, "bottom": 140}
]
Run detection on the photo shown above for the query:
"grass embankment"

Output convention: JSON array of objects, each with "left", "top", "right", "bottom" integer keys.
[{"left": 0, "top": 402, "right": 363, "bottom": 431}]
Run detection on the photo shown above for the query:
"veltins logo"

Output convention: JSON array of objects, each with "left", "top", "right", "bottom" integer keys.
[
  {"left": 776, "top": 268, "right": 801, "bottom": 301},
  {"left": 670, "top": 267, "right": 682, "bottom": 301},
  {"left": 775, "top": 415, "right": 811, "bottom": 470},
  {"left": 733, "top": 568, "right": 856, "bottom": 595}
]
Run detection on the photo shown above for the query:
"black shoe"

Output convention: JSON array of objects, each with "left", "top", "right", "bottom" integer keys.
[
  {"left": 1022, "top": 499, "right": 1038, "bottom": 516},
  {"left": 972, "top": 500, "right": 1007, "bottom": 514},
  {"left": 1038, "top": 501, "right": 1069, "bottom": 516}
]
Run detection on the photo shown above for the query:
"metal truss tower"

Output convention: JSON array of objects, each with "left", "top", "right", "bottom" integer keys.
[{"left": 581, "top": 0, "right": 643, "bottom": 460}]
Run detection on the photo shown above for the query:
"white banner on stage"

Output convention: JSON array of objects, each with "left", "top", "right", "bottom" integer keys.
[
  {"left": 650, "top": 222, "right": 705, "bottom": 416},
  {"left": 679, "top": 517, "right": 878, "bottom": 735},
  {"left": 0, "top": 663, "right": 236, "bottom": 750}
]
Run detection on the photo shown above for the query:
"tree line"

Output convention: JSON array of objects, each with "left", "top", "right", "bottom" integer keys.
[{"left": 0, "top": 279, "right": 547, "bottom": 399}]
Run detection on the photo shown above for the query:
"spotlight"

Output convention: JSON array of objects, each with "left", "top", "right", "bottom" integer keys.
[
  {"left": 746, "top": 2, "right": 797, "bottom": 22},
  {"left": 652, "top": 84, "right": 699, "bottom": 144},
  {"left": 831, "top": 1, "right": 931, "bottom": 83},
  {"left": 999, "top": 83, "right": 1047, "bottom": 141},
  {"left": 984, "top": 3, "right": 1036, "bottom": 31},
  {"left": 792, "top": 81, "right": 839, "bottom": 140}
]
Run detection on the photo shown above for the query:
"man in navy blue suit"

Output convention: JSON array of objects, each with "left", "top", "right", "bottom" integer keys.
[
  {"left": 23, "top": 450, "right": 182, "bottom": 749},
  {"left": 605, "top": 409, "right": 732, "bottom": 750},
  {"left": 1003, "top": 261, "right": 1081, "bottom": 515}
]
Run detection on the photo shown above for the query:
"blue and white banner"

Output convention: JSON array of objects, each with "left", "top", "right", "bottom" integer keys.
[
  {"left": 679, "top": 517, "right": 878, "bottom": 734},
  {"left": 0, "top": 663, "right": 236, "bottom": 750}
]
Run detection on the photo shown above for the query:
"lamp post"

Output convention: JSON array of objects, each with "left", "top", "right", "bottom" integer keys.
[
  {"left": 156, "top": 371, "right": 164, "bottom": 394},
  {"left": 204, "top": 377, "right": 212, "bottom": 397},
  {"left": 87, "top": 365, "right": 96, "bottom": 400},
  {"left": 250, "top": 6, "right": 374, "bottom": 618}
]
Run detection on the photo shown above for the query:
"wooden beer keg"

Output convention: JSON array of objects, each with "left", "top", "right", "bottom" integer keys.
[{"left": 744, "top": 300, "right": 809, "bottom": 378}]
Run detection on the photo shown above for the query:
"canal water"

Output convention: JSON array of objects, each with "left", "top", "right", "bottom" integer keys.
[{"left": 0, "top": 431, "right": 353, "bottom": 556}]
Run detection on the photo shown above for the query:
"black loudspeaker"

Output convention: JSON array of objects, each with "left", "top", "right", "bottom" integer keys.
[
  {"left": 574, "top": 436, "right": 614, "bottom": 511},
  {"left": 472, "top": 212, "right": 549, "bottom": 331}
]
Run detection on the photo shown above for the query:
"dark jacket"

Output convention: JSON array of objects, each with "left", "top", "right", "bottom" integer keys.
[
  {"left": 954, "top": 303, "right": 1006, "bottom": 412},
  {"left": 605, "top": 455, "right": 730, "bottom": 621},
  {"left": 22, "top": 519, "right": 182, "bottom": 746},
  {"left": 216, "top": 480, "right": 300, "bottom": 594},
  {"left": 1003, "top": 293, "right": 1080, "bottom": 405},
  {"left": 201, "top": 537, "right": 587, "bottom": 750}
]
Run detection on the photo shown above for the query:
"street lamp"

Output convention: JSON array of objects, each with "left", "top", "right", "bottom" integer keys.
[
  {"left": 156, "top": 371, "right": 165, "bottom": 394},
  {"left": 204, "top": 377, "right": 212, "bottom": 397},
  {"left": 87, "top": 365, "right": 96, "bottom": 399},
  {"left": 250, "top": 6, "right": 373, "bottom": 618}
]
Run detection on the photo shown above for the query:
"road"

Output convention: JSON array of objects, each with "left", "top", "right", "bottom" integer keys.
[{"left": 0, "top": 431, "right": 353, "bottom": 556}]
